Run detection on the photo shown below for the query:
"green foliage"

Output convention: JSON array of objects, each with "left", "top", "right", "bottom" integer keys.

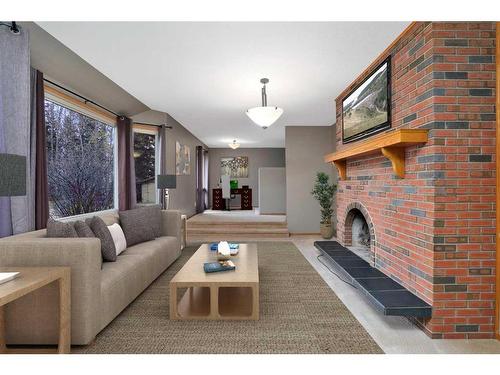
[
  {"left": 311, "top": 172, "right": 337, "bottom": 224},
  {"left": 134, "top": 133, "right": 156, "bottom": 182}
]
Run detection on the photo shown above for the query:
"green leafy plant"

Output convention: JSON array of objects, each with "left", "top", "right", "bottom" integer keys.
[{"left": 311, "top": 172, "right": 337, "bottom": 225}]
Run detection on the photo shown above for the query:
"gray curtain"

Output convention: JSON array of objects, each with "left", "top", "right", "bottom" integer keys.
[
  {"left": 0, "top": 25, "right": 32, "bottom": 237},
  {"left": 157, "top": 125, "right": 168, "bottom": 205},
  {"left": 28, "top": 68, "right": 37, "bottom": 230},
  {"left": 203, "top": 149, "right": 209, "bottom": 210},
  {"left": 117, "top": 116, "right": 136, "bottom": 210}
]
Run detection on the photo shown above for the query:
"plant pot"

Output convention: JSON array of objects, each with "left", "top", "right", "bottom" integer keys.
[{"left": 320, "top": 223, "right": 334, "bottom": 239}]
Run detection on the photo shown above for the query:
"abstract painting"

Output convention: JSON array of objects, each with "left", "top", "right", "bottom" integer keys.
[
  {"left": 175, "top": 141, "right": 191, "bottom": 175},
  {"left": 220, "top": 156, "right": 249, "bottom": 178}
]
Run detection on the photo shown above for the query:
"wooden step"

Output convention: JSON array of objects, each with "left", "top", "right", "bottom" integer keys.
[
  {"left": 187, "top": 222, "right": 288, "bottom": 229},
  {"left": 188, "top": 232, "right": 290, "bottom": 241},
  {"left": 187, "top": 218, "right": 290, "bottom": 241},
  {"left": 187, "top": 225, "right": 288, "bottom": 232},
  {"left": 188, "top": 227, "right": 289, "bottom": 234}
]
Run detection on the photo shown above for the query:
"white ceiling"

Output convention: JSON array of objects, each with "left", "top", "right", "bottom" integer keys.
[{"left": 37, "top": 22, "right": 409, "bottom": 148}]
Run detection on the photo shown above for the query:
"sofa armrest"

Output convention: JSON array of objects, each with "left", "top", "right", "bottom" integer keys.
[
  {"left": 161, "top": 209, "right": 182, "bottom": 239},
  {"left": 0, "top": 238, "right": 102, "bottom": 345}
]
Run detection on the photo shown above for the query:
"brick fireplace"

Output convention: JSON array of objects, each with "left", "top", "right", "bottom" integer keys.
[{"left": 333, "top": 22, "right": 497, "bottom": 338}]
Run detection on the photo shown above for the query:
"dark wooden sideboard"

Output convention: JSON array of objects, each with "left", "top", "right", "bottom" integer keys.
[{"left": 212, "top": 188, "right": 252, "bottom": 210}]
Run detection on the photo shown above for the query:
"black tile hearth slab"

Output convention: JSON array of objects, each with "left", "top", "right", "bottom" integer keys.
[
  {"left": 369, "top": 290, "right": 432, "bottom": 317},
  {"left": 333, "top": 257, "right": 371, "bottom": 268},
  {"left": 369, "top": 290, "right": 431, "bottom": 308},
  {"left": 314, "top": 241, "right": 346, "bottom": 251},
  {"left": 345, "top": 267, "right": 387, "bottom": 279},
  {"left": 313, "top": 240, "right": 432, "bottom": 318},
  {"left": 323, "top": 248, "right": 359, "bottom": 258},
  {"left": 355, "top": 277, "right": 406, "bottom": 292}
]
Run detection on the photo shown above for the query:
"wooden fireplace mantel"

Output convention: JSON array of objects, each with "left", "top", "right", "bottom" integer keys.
[{"left": 324, "top": 129, "right": 429, "bottom": 180}]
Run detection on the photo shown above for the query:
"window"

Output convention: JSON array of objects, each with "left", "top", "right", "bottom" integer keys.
[
  {"left": 44, "top": 99, "right": 116, "bottom": 218},
  {"left": 133, "top": 131, "right": 157, "bottom": 204}
]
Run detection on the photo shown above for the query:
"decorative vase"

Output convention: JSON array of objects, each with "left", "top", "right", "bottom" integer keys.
[{"left": 320, "top": 223, "right": 334, "bottom": 239}]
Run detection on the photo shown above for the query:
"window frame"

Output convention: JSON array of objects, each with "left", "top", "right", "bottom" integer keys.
[
  {"left": 132, "top": 125, "right": 159, "bottom": 206},
  {"left": 44, "top": 84, "right": 119, "bottom": 221}
]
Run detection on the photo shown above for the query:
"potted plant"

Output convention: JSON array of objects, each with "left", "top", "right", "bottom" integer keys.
[{"left": 311, "top": 172, "right": 337, "bottom": 239}]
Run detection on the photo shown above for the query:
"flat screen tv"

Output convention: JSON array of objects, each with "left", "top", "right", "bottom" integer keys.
[{"left": 342, "top": 57, "right": 391, "bottom": 143}]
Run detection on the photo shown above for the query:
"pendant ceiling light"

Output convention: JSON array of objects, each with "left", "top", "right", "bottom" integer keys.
[
  {"left": 246, "top": 78, "right": 283, "bottom": 129},
  {"left": 228, "top": 140, "right": 240, "bottom": 149}
]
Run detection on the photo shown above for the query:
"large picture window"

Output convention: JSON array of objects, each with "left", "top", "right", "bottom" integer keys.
[
  {"left": 133, "top": 131, "right": 157, "bottom": 204},
  {"left": 44, "top": 99, "right": 116, "bottom": 218}
]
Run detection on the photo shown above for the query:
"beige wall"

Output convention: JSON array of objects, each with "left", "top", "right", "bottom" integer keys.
[
  {"left": 208, "top": 148, "right": 285, "bottom": 208},
  {"left": 285, "top": 126, "right": 336, "bottom": 233},
  {"left": 132, "top": 110, "right": 208, "bottom": 218}
]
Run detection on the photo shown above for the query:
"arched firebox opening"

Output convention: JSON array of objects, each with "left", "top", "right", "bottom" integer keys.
[{"left": 343, "top": 203, "right": 375, "bottom": 264}]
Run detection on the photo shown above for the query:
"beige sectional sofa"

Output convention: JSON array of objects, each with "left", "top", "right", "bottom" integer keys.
[{"left": 0, "top": 209, "right": 182, "bottom": 346}]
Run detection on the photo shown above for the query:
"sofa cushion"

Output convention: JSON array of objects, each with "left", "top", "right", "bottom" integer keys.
[
  {"left": 107, "top": 223, "right": 127, "bottom": 256},
  {"left": 124, "top": 236, "right": 180, "bottom": 265},
  {"left": 99, "top": 236, "right": 181, "bottom": 330},
  {"left": 99, "top": 211, "right": 120, "bottom": 226},
  {"left": 88, "top": 216, "right": 117, "bottom": 262},
  {"left": 119, "top": 206, "right": 160, "bottom": 246},
  {"left": 146, "top": 205, "right": 163, "bottom": 237},
  {"left": 74, "top": 221, "right": 95, "bottom": 238},
  {"left": 46, "top": 219, "right": 78, "bottom": 238}
]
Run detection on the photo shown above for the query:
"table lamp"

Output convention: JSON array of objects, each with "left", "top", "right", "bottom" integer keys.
[
  {"left": 0, "top": 153, "right": 26, "bottom": 196},
  {"left": 157, "top": 174, "right": 176, "bottom": 210}
]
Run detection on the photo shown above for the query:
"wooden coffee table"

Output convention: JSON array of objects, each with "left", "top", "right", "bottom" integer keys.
[{"left": 170, "top": 243, "right": 259, "bottom": 320}]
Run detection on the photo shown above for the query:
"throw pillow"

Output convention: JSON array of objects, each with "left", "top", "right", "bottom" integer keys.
[
  {"left": 74, "top": 220, "right": 95, "bottom": 238},
  {"left": 89, "top": 216, "right": 117, "bottom": 262},
  {"left": 143, "top": 205, "right": 162, "bottom": 237},
  {"left": 46, "top": 219, "right": 78, "bottom": 238},
  {"left": 107, "top": 223, "right": 127, "bottom": 256},
  {"left": 119, "top": 207, "right": 157, "bottom": 246}
]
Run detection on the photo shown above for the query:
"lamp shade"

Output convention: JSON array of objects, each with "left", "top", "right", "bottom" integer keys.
[
  {"left": 0, "top": 153, "right": 26, "bottom": 197},
  {"left": 246, "top": 106, "right": 283, "bottom": 129},
  {"left": 157, "top": 174, "right": 176, "bottom": 189}
]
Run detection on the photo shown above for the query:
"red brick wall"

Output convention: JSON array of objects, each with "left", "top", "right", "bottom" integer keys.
[{"left": 334, "top": 22, "right": 496, "bottom": 338}]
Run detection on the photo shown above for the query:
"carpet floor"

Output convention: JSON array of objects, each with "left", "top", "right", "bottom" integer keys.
[{"left": 74, "top": 242, "right": 382, "bottom": 354}]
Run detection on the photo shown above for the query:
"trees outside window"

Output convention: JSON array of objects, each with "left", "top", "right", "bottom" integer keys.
[
  {"left": 134, "top": 132, "right": 156, "bottom": 204},
  {"left": 45, "top": 99, "right": 115, "bottom": 218}
]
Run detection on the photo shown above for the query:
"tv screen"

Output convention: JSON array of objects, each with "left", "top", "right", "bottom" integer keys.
[{"left": 342, "top": 57, "right": 391, "bottom": 143}]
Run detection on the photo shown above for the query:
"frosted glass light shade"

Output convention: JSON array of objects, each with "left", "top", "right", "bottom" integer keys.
[
  {"left": 246, "top": 106, "right": 283, "bottom": 129},
  {"left": 228, "top": 140, "right": 240, "bottom": 149}
]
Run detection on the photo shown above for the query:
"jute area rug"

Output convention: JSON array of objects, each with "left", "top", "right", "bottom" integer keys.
[{"left": 74, "top": 242, "right": 382, "bottom": 354}]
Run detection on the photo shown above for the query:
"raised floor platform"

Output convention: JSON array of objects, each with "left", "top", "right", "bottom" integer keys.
[
  {"left": 187, "top": 209, "right": 289, "bottom": 241},
  {"left": 314, "top": 241, "right": 432, "bottom": 318}
]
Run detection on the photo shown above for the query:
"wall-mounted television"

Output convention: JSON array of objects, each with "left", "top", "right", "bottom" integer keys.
[{"left": 342, "top": 57, "right": 391, "bottom": 143}]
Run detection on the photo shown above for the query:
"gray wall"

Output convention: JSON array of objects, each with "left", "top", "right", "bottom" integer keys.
[
  {"left": 132, "top": 110, "right": 208, "bottom": 218},
  {"left": 208, "top": 148, "right": 285, "bottom": 208},
  {"left": 285, "top": 126, "right": 336, "bottom": 233},
  {"left": 259, "top": 168, "right": 286, "bottom": 214},
  {"left": 21, "top": 22, "right": 148, "bottom": 117}
]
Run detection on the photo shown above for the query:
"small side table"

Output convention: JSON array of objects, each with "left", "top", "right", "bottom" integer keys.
[
  {"left": 181, "top": 214, "right": 187, "bottom": 249},
  {"left": 0, "top": 267, "right": 71, "bottom": 354}
]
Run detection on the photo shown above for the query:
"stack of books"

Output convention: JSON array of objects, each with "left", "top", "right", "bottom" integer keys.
[{"left": 203, "top": 260, "right": 236, "bottom": 273}]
